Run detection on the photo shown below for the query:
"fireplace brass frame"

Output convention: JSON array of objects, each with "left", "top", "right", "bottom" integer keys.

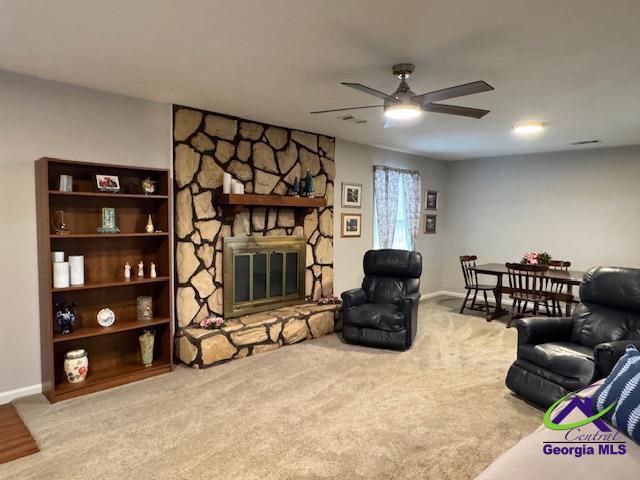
[{"left": 223, "top": 235, "right": 306, "bottom": 318}]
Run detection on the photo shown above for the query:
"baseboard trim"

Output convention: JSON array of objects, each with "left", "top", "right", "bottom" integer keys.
[
  {"left": 0, "top": 384, "right": 42, "bottom": 405},
  {"left": 421, "top": 290, "right": 465, "bottom": 300}
]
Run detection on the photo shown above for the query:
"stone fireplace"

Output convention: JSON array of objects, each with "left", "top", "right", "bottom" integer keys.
[{"left": 172, "top": 105, "right": 339, "bottom": 368}]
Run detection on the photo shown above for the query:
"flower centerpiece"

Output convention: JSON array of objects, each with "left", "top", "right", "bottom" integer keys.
[
  {"left": 200, "top": 315, "right": 225, "bottom": 330},
  {"left": 522, "top": 251, "right": 552, "bottom": 266},
  {"left": 318, "top": 295, "right": 342, "bottom": 305}
]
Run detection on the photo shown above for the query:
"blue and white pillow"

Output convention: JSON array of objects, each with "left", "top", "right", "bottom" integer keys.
[
  {"left": 592, "top": 345, "right": 640, "bottom": 423},
  {"left": 610, "top": 370, "right": 640, "bottom": 442},
  {"left": 592, "top": 345, "right": 640, "bottom": 442}
]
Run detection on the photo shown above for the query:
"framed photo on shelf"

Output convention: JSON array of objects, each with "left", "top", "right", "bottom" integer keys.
[
  {"left": 424, "top": 190, "right": 438, "bottom": 210},
  {"left": 341, "top": 213, "right": 362, "bottom": 237},
  {"left": 341, "top": 182, "right": 362, "bottom": 208},
  {"left": 424, "top": 214, "right": 437, "bottom": 234},
  {"left": 95, "top": 174, "right": 121, "bottom": 193}
]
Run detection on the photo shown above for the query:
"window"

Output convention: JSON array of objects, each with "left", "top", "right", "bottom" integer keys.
[{"left": 373, "top": 165, "right": 421, "bottom": 251}]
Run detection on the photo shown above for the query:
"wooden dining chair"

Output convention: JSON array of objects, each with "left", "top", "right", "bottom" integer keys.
[
  {"left": 459, "top": 255, "right": 497, "bottom": 316},
  {"left": 545, "top": 260, "right": 572, "bottom": 316},
  {"left": 505, "top": 263, "right": 550, "bottom": 328}
]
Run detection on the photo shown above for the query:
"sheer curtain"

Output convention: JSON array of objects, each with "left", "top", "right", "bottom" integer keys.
[
  {"left": 373, "top": 165, "right": 421, "bottom": 250},
  {"left": 401, "top": 170, "right": 421, "bottom": 250}
]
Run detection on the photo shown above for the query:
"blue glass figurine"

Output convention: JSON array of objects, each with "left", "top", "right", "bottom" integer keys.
[
  {"left": 292, "top": 177, "right": 300, "bottom": 196},
  {"left": 55, "top": 302, "right": 76, "bottom": 335},
  {"left": 300, "top": 177, "right": 306, "bottom": 197},
  {"left": 304, "top": 169, "right": 315, "bottom": 198}
]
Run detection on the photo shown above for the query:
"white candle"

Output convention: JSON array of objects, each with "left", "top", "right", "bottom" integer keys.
[
  {"left": 69, "top": 255, "right": 85, "bottom": 285},
  {"left": 231, "top": 180, "right": 244, "bottom": 194},
  {"left": 52, "top": 251, "right": 65, "bottom": 263},
  {"left": 223, "top": 172, "right": 232, "bottom": 194},
  {"left": 53, "top": 262, "right": 70, "bottom": 289}
]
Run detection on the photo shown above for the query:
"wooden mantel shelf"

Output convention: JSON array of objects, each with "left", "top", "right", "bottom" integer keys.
[
  {"left": 214, "top": 190, "right": 326, "bottom": 224},
  {"left": 215, "top": 191, "right": 326, "bottom": 208}
]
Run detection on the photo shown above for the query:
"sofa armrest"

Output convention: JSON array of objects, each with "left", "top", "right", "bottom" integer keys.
[
  {"left": 341, "top": 288, "right": 367, "bottom": 309},
  {"left": 402, "top": 292, "right": 421, "bottom": 348},
  {"left": 401, "top": 292, "right": 421, "bottom": 312},
  {"left": 515, "top": 316, "right": 574, "bottom": 346},
  {"left": 594, "top": 340, "right": 640, "bottom": 377}
]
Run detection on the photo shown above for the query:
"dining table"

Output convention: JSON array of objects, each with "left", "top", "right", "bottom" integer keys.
[{"left": 468, "top": 263, "right": 586, "bottom": 320}]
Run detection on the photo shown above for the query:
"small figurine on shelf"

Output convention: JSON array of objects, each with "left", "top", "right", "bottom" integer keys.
[
  {"left": 138, "top": 261, "right": 144, "bottom": 278},
  {"left": 150, "top": 262, "right": 157, "bottom": 278},
  {"left": 299, "top": 177, "right": 306, "bottom": 197},
  {"left": 291, "top": 177, "right": 300, "bottom": 196},
  {"left": 124, "top": 262, "right": 131, "bottom": 280},
  {"left": 145, "top": 214, "right": 155, "bottom": 233},
  {"left": 304, "top": 169, "right": 315, "bottom": 198},
  {"left": 55, "top": 302, "right": 76, "bottom": 335},
  {"left": 141, "top": 177, "right": 157, "bottom": 195}
]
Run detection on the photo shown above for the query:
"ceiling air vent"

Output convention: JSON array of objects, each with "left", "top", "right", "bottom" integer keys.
[
  {"left": 570, "top": 140, "right": 601, "bottom": 146},
  {"left": 337, "top": 115, "right": 367, "bottom": 124}
]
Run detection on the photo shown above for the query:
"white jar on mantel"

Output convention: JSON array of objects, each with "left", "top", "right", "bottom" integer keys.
[{"left": 64, "top": 349, "right": 88, "bottom": 383}]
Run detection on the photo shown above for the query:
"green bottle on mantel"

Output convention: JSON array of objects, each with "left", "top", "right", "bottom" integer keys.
[
  {"left": 292, "top": 177, "right": 300, "bottom": 196},
  {"left": 304, "top": 169, "right": 314, "bottom": 198}
]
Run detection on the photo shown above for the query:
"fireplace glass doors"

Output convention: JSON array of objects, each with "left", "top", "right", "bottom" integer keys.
[{"left": 223, "top": 236, "right": 306, "bottom": 318}]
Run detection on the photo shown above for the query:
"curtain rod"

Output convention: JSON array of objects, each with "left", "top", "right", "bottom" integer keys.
[{"left": 373, "top": 165, "right": 420, "bottom": 175}]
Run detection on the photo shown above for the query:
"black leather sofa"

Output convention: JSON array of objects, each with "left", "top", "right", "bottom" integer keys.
[
  {"left": 506, "top": 266, "right": 640, "bottom": 408},
  {"left": 341, "top": 249, "right": 422, "bottom": 351}
]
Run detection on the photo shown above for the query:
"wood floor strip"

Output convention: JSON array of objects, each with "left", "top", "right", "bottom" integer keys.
[{"left": 0, "top": 404, "right": 39, "bottom": 465}]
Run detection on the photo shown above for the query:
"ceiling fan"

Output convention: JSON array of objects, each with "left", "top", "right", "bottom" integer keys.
[{"left": 310, "top": 63, "right": 494, "bottom": 127}]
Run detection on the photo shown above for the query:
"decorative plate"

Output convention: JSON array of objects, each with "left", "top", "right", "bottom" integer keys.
[{"left": 97, "top": 308, "right": 116, "bottom": 327}]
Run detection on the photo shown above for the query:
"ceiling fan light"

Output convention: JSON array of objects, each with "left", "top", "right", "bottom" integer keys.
[
  {"left": 384, "top": 103, "right": 422, "bottom": 120},
  {"left": 512, "top": 122, "right": 546, "bottom": 134}
]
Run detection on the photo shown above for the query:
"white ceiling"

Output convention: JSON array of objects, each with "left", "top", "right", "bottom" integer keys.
[{"left": 2, "top": 0, "right": 640, "bottom": 160}]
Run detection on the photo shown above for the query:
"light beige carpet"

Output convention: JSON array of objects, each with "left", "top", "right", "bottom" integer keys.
[{"left": 0, "top": 297, "right": 541, "bottom": 480}]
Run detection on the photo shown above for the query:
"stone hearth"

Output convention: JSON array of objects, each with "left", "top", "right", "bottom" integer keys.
[{"left": 175, "top": 303, "right": 341, "bottom": 368}]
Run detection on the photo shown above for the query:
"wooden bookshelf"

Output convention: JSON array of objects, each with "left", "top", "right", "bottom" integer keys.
[{"left": 35, "top": 158, "right": 174, "bottom": 403}]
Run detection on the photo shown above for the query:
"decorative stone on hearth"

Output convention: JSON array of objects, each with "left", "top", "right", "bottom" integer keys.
[
  {"left": 175, "top": 303, "right": 341, "bottom": 368},
  {"left": 173, "top": 106, "right": 336, "bottom": 364}
]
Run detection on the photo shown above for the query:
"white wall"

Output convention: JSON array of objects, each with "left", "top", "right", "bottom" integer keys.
[
  {"left": 333, "top": 140, "right": 447, "bottom": 295},
  {"left": 440, "top": 146, "right": 640, "bottom": 293},
  {"left": 0, "top": 70, "right": 171, "bottom": 401}
]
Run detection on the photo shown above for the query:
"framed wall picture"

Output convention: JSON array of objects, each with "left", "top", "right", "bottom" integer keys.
[
  {"left": 424, "top": 214, "right": 437, "bottom": 234},
  {"left": 341, "top": 182, "right": 362, "bottom": 208},
  {"left": 341, "top": 213, "right": 362, "bottom": 237},
  {"left": 95, "top": 174, "right": 121, "bottom": 193},
  {"left": 425, "top": 190, "right": 438, "bottom": 210}
]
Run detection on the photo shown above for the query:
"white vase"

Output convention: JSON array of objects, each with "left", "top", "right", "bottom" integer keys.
[
  {"left": 53, "top": 261, "right": 70, "bottom": 288},
  {"left": 223, "top": 172, "right": 232, "bottom": 194},
  {"left": 69, "top": 255, "right": 84, "bottom": 285},
  {"left": 64, "top": 349, "right": 88, "bottom": 383}
]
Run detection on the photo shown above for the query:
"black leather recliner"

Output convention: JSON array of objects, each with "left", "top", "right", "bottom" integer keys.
[
  {"left": 506, "top": 266, "right": 640, "bottom": 409},
  {"left": 341, "top": 249, "right": 422, "bottom": 351}
]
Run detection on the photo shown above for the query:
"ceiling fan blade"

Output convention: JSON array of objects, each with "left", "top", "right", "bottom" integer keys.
[
  {"left": 413, "top": 81, "right": 494, "bottom": 104},
  {"left": 422, "top": 103, "right": 490, "bottom": 119},
  {"left": 310, "top": 105, "right": 383, "bottom": 114},
  {"left": 341, "top": 82, "right": 396, "bottom": 102}
]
